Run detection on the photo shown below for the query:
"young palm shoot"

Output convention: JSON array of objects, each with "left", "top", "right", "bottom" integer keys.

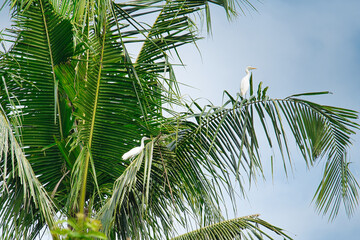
[
  {"left": 240, "top": 66, "right": 257, "bottom": 97},
  {"left": 122, "top": 137, "right": 150, "bottom": 160}
]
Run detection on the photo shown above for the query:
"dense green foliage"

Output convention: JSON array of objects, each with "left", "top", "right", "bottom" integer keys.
[{"left": 0, "top": 0, "right": 359, "bottom": 239}]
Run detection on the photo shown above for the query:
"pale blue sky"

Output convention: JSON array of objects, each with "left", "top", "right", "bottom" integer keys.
[{"left": 1, "top": 0, "right": 359, "bottom": 239}]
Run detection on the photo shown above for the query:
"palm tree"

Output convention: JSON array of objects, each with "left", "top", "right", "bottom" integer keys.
[{"left": 0, "top": 0, "right": 359, "bottom": 239}]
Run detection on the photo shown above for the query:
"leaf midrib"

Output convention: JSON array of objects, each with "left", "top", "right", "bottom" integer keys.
[
  {"left": 39, "top": 0, "right": 63, "bottom": 139},
  {"left": 79, "top": 21, "right": 107, "bottom": 214}
]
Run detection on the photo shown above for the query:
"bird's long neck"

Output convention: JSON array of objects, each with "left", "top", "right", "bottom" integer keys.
[
  {"left": 140, "top": 137, "right": 146, "bottom": 148},
  {"left": 245, "top": 69, "right": 250, "bottom": 74}
]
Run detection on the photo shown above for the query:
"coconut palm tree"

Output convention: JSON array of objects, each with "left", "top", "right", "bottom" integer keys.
[{"left": 0, "top": 0, "right": 359, "bottom": 239}]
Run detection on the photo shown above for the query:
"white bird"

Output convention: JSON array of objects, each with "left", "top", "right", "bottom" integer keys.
[
  {"left": 240, "top": 66, "right": 256, "bottom": 97},
  {"left": 122, "top": 137, "right": 150, "bottom": 160}
]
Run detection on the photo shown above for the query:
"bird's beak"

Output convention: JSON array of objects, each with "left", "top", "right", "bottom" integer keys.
[{"left": 250, "top": 67, "right": 257, "bottom": 70}]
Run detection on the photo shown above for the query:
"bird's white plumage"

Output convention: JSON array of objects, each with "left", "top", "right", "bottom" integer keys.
[
  {"left": 122, "top": 137, "right": 150, "bottom": 160},
  {"left": 240, "top": 66, "right": 256, "bottom": 97}
]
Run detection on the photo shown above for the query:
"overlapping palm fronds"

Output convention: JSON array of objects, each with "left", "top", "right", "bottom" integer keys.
[
  {"left": 0, "top": 0, "right": 71, "bottom": 237},
  {"left": 0, "top": 0, "right": 359, "bottom": 239}
]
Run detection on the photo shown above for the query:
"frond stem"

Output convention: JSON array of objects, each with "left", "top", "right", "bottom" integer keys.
[
  {"left": 79, "top": 17, "right": 107, "bottom": 216},
  {"left": 39, "top": 0, "right": 63, "bottom": 139}
]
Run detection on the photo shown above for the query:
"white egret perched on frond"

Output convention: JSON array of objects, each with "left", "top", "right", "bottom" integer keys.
[
  {"left": 122, "top": 137, "right": 150, "bottom": 160},
  {"left": 240, "top": 66, "right": 256, "bottom": 97}
]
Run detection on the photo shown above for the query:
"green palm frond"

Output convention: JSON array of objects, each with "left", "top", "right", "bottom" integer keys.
[
  {"left": 171, "top": 214, "right": 292, "bottom": 240},
  {"left": 0, "top": 101, "right": 56, "bottom": 239},
  {"left": 110, "top": 0, "right": 203, "bottom": 108},
  {"left": 1, "top": 0, "right": 359, "bottom": 239},
  {"left": 179, "top": 79, "right": 359, "bottom": 219},
  {"left": 98, "top": 135, "right": 226, "bottom": 239},
  {"left": 314, "top": 153, "right": 360, "bottom": 219},
  {"left": 133, "top": 0, "right": 199, "bottom": 65},
  {"left": 98, "top": 139, "right": 156, "bottom": 237},
  {"left": 62, "top": 10, "right": 165, "bottom": 205},
  {"left": 0, "top": 0, "right": 74, "bottom": 236},
  {"left": 1, "top": 0, "right": 74, "bottom": 189}
]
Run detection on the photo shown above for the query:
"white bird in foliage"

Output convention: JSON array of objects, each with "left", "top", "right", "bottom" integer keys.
[
  {"left": 122, "top": 137, "right": 150, "bottom": 160},
  {"left": 240, "top": 66, "right": 256, "bottom": 97}
]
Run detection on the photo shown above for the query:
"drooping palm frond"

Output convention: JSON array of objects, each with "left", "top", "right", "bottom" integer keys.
[
  {"left": 171, "top": 214, "right": 292, "bottom": 240},
  {"left": 0, "top": 100, "right": 56, "bottom": 239},
  {"left": 177, "top": 79, "right": 359, "bottom": 219},
  {"left": 98, "top": 140, "right": 155, "bottom": 237},
  {"left": 98, "top": 135, "right": 225, "bottom": 239},
  {"left": 313, "top": 153, "right": 360, "bottom": 220}
]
